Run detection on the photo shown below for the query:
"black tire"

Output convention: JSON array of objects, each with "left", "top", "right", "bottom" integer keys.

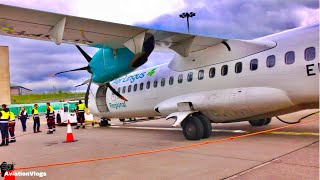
[
  {"left": 196, "top": 114, "right": 212, "bottom": 139},
  {"left": 182, "top": 116, "right": 204, "bottom": 140},
  {"left": 56, "top": 114, "right": 61, "bottom": 124},
  {"left": 119, "top": 118, "right": 125, "bottom": 122},
  {"left": 99, "top": 120, "right": 109, "bottom": 127},
  {"left": 264, "top": 118, "right": 271, "bottom": 125},
  {"left": 249, "top": 119, "right": 267, "bottom": 126}
]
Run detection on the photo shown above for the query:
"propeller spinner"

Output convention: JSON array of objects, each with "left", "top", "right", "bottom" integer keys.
[{"left": 51, "top": 45, "right": 128, "bottom": 108}]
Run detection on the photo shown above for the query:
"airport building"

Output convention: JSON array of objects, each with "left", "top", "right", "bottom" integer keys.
[{"left": 10, "top": 84, "right": 32, "bottom": 95}]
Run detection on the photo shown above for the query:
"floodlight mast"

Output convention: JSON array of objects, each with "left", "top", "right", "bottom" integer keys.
[{"left": 179, "top": 12, "right": 196, "bottom": 34}]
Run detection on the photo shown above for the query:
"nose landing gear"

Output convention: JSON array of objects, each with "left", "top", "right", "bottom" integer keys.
[{"left": 99, "top": 118, "right": 110, "bottom": 127}]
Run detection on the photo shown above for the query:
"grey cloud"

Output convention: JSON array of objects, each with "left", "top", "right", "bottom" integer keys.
[{"left": 137, "top": 0, "right": 319, "bottom": 39}]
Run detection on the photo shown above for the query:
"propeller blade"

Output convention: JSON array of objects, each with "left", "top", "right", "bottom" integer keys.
[
  {"left": 76, "top": 45, "right": 92, "bottom": 63},
  {"left": 106, "top": 83, "right": 128, "bottom": 101},
  {"left": 75, "top": 79, "right": 91, "bottom": 87},
  {"left": 85, "top": 76, "right": 93, "bottom": 108},
  {"left": 49, "top": 66, "right": 89, "bottom": 76}
]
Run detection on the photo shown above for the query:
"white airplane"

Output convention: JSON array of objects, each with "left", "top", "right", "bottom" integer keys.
[{"left": 0, "top": 4, "right": 318, "bottom": 140}]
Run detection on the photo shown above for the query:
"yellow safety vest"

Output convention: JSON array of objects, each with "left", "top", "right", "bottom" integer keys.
[
  {"left": 19, "top": 110, "right": 26, "bottom": 115},
  {"left": 0, "top": 110, "right": 9, "bottom": 123},
  {"left": 48, "top": 106, "right": 54, "bottom": 116},
  {"left": 9, "top": 112, "right": 15, "bottom": 122},
  {"left": 33, "top": 108, "right": 39, "bottom": 117},
  {"left": 78, "top": 104, "right": 85, "bottom": 112}
]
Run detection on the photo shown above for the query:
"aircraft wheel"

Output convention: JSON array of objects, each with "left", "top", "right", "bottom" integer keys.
[
  {"left": 119, "top": 118, "right": 125, "bottom": 122},
  {"left": 264, "top": 118, "right": 272, "bottom": 125},
  {"left": 195, "top": 114, "right": 212, "bottom": 139},
  {"left": 99, "top": 119, "right": 109, "bottom": 127},
  {"left": 182, "top": 116, "right": 204, "bottom": 140},
  {"left": 56, "top": 114, "right": 61, "bottom": 125},
  {"left": 249, "top": 119, "right": 267, "bottom": 126}
]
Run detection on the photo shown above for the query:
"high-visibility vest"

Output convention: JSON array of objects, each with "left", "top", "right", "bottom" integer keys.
[
  {"left": 9, "top": 112, "right": 15, "bottom": 122},
  {"left": 0, "top": 110, "right": 9, "bottom": 123},
  {"left": 48, "top": 106, "right": 54, "bottom": 117},
  {"left": 19, "top": 110, "right": 27, "bottom": 116},
  {"left": 33, "top": 108, "right": 39, "bottom": 117},
  {"left": 78, "top": 104, "right": 85, "bottom": 113}
]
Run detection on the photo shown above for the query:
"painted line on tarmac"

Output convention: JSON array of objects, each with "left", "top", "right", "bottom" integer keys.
[
  {"left": 14, "top": 118, "right": 319, "bottom": 171},
  {"left": 108, "top": 125, "right": 319, "bottom": 136}
]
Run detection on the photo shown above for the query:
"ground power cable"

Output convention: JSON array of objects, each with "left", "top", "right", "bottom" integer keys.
[{"left": 276, "top": 111, "right": 319, "bottom": 124}]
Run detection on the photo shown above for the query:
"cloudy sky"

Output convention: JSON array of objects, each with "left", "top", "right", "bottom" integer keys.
[{"left": 0, "top": 0, "right": 318, "bottom": 93}]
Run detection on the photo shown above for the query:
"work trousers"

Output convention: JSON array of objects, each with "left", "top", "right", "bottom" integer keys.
[
  {"left": 20, "top": 117, "right": 27, "bottom": 131},
  {"left": 8, "top": 122, "right": 15, "bottom": 140},
  {"left": 77, "top": 112, "right": 85, "bottom": 127},
  {"left": 47, "top": 116, "right": 54, "bottom": 132},
  {"left": 0, "top": 123, "right": 9, "bottom": 144},
  {"left": 33, "top": 117, "right": 40, "bottom": 132}
]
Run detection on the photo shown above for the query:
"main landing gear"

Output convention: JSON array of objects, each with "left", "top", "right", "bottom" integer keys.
[
  {"left": 181, "top": 113, "right": 212, "bottom": 140},
  {"left": 248, "top": 118, "right": 271, "bottom": 126}
]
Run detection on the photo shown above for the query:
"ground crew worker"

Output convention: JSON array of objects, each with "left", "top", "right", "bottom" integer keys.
[
  {"left": 46, "top": 103, "right": 55, "bottom": 134},
  {"left": 75, "top": 100, "right": 85, "bottom": 129},
  {"left": 18, "top": 106, "right": 28, "bottom": 132},
  {"left": 32, "top": 104, "right": 42, "bottom": 133},
  {"left": 8, "top": 109, "right": 16, "bottom": 143},
  {"left": 0, "top": 104, "right": 9, "bottom": 146}
]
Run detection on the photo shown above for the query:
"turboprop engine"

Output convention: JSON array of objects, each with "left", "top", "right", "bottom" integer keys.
[{"left": 51, "top": 32, "right": 155, "bottom": 107}]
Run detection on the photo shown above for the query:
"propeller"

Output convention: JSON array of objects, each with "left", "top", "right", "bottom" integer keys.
[
  {"left": 106, "top": 83, "right": 128, "bottom": 101},
  {"left": 75, "top": 79, "right": 91, "bottom": 87},
  {"left": 84, "top": 75, "right": 93, "bottom": 108},
  {"left": 49, "top": 66, "right": 90, "bottom": 76},
  {"left": 51, "top": 45, "right": 127, "bottom": 108}
]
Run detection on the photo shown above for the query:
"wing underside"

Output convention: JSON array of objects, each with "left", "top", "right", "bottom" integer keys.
[{"left": 0, "top": 4, "right": 276, "bottom": 62}]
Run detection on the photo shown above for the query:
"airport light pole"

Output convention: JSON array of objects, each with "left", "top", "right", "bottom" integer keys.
[{"left": 179, "top": 12, "right": 196, "bottom": 34}]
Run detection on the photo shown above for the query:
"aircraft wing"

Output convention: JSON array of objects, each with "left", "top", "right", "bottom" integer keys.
[{"left": 0, "top": 4, "right": 276, "bottom": 61}]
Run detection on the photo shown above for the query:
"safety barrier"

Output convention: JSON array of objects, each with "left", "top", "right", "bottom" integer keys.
[{"left": 1, "top": 101, "right": 81, "bottom": 117}]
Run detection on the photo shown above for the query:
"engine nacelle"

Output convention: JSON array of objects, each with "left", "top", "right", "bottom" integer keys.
[{"left": 89, "top": 33, "right": 155, "bottom": 84}]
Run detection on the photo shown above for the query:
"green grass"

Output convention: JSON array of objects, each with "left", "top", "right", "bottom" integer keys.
[{"left": 11, "top": 92, "right": 85, "bottom": 104}]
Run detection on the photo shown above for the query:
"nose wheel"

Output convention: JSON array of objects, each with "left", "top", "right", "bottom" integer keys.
[{"left": 99, "top": 119, "right": 110, "bottom": 127}]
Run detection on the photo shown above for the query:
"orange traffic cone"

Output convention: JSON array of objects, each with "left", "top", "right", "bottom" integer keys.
[
  {"left": 63, "top": 120, "right": 77, "bottom": 143},
  {"left": 4, "top": 169, "right": 15, "bottom": 180}
]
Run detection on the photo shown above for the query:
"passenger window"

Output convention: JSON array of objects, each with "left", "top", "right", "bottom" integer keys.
[
  {"left": 178, "top": 74, "right": 183, "bottom": 84},
  {"left": 133, "top": 84, "right": 137, "bottom": 91},
  {"left": 209, "top": 67, "right": 216, "bottom": 78},
  {"left": 169, "top": 76, "right": 174, "bottom": 85},
  {"left": 117, "top": 87, "right": 121, "bottom": 93},
  {"left": 161, "top": 78, "right": 165, "bottom": 87},
  {"left": 285, "top": 51, "right": 295, "bottom": 64},
  {"left": 305, "top": 47, "right": 316, "bottom": 61},
  {"left": 140, "top": 83, "right": 144, "bottom": 90},
  {"left": 266, "top": 55, "right": 276, "bottom": 68},
  {"left": 122, "top": 86, "right": 126, "bottom": 94},
  {"left": 146, "top": 81, "right": 150, "bottom": 89},
  {"left": 153, "top": 80, "right": 158, "bottom": 88},
  {"left": 187, "top": 72, "right": 193, "bottom": 82},
  {"left": 221, "top": 65, "right": 228, "bottom": 76},
  {"left": 198, "top": 70, "right": 204, "bottom": 80},
  {"left": 235, "top": 62, "right": 242, "bottom": 73},
  {"left": 250, "top": 59, "right": 258, "bottom": 71},
  {"left": 128, "top": 85, "right": 132, "bottom": 93}
]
